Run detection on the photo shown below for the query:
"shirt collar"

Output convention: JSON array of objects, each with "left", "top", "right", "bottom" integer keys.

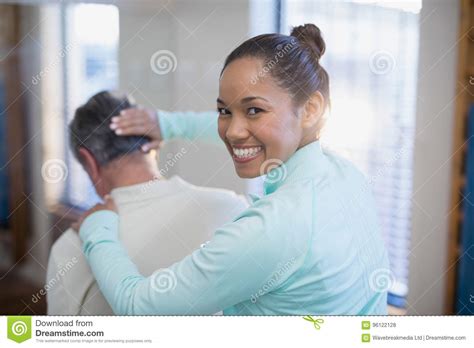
[
  {"left": 263, "top": 140, "right": 326, "bottom": 195},
  {"left": 110, "top": 175, "right": 188, "bottom": 204}
]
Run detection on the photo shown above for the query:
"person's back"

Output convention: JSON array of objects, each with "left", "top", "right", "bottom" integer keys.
[
  {"left": 45, "top": 91, "right": 248, "bottom": 314},
  {"left": 47, "top": 176, "right": 247, "bottom": 315},
  {"left": 224, "top": 146, "right": 389, "bottom": 315}
]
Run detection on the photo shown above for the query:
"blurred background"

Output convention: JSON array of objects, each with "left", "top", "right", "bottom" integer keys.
[{"left": 0, "top": 0, "right": 473, "bottom": 315}]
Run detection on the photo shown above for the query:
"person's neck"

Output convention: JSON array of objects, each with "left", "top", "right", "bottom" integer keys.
[{"left": 102, "top": 154, "right": 161, "bottom": 192}]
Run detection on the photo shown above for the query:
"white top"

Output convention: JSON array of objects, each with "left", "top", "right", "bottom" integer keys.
[{"left": 46, "top": 175, "right": 248, "bottom": 315}]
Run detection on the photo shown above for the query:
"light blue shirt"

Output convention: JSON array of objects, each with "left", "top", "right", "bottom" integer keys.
[{"left": 80, "top": 110, "right": 390, "bottom": 315}]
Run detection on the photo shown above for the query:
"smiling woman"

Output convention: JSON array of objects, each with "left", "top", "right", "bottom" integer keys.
[
  {"left": 216, "top": 32, "right": 327, "bottom": 178},
  {"left": 77, "top": 23, "right": 390, "bottom": 316}
]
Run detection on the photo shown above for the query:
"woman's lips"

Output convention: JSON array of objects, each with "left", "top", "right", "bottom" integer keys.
[{"left": 231, "top": 145, "right": 264, "bottom": 163}]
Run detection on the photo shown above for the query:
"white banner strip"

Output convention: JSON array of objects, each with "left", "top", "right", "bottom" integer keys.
[{"left": 0, "top": 316, "right": 473, "bottom": 347}]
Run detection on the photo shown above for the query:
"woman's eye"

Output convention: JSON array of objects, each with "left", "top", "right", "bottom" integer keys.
[
  {"left": 217, "top": 107, "right": 231, "bottom": 116},
  {"left": 248, "top": 107, "right": 263, "bottom": 116}
]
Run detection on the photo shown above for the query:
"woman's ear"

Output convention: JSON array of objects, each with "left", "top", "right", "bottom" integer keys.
[
  {"left": 300, "top": 91, "right": 325, "bottom": 130},
  {"left": 78, "top": 147, "right": 100, "bottom": 182}
]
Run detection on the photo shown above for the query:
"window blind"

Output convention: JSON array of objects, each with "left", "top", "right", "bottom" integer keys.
[{"left": 281, "top": 0, "right": 421, "bottom": 307}]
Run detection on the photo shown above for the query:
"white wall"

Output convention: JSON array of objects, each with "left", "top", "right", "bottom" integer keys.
[{"left": 407, "top": 0, "right": 460, "bottom": 315}]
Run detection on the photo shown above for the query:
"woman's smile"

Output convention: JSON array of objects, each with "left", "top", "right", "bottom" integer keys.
[{"left": 230, "top": 144, "right": 264, "bottom": 164}]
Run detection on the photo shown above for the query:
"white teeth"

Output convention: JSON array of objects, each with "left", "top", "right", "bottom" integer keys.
[{"left": 232, "top": 146, "right": 263, "bottom": 159}]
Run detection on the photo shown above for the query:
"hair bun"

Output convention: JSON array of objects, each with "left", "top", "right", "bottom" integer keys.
[{"left": 290, "top": 23, "right": 326, "bottom": 61}]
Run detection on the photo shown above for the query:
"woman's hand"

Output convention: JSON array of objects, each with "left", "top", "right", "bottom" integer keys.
[
  {"left": 110, "top": 107, "right": 162, "bottom": 152},
  {"left": 72, "top": 196, "right": 118, "bottom": 233}
]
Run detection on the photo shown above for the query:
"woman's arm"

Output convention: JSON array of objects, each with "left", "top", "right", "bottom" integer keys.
[
  {"left": 110, "top": 108, "right": 222, "bottom": 148},
  {"left": 79, "top": 199, "right": 305, "bottom": 315},
  {"left": 158, "top": 110, "right": 222, "bottom": 146}
]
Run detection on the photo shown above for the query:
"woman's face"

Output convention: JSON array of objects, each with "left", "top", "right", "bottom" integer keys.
[{"left": 217, "top": 57, "right": 305, "bottom": 178}]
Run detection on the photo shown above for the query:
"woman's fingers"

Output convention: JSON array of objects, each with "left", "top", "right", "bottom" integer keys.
[
  {"left": 114, "top": 125, "right": 154, "bottom": 136},
  {"left": 111, "top": 117, "right": 145, "bottom": 129},
  {"left": 141, "top": 140, "right": 161, "bottom": 153},
  {"left": 111, "top": 114, "right": 146, "bottom": 130},
  {"left": 118, "top": 108, "right": 152, "bottom": 123},
  {"left": 72, "top": 197, "right": 118, "bottom": 233},
  {"left": 119, "top": 108, "right": 145, "bottom": 119},
  {"left": 110, "top": 107, "right": 161, "bottom": 141}
]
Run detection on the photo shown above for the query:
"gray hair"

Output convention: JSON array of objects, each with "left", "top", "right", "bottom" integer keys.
[{"left": 69, "top": 91, "right": 150, "bottom": 166}]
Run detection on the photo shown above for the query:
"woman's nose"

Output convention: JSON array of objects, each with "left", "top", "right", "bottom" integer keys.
[{"left": 226, "top": 115, "right": 249, "bottom": 141}]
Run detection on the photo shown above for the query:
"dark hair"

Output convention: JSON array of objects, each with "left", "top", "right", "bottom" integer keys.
[
  {"left": 221, "top": 23, "right": 330, "bottom": 108},
  {"left": 69, "top": 91, "right": 150, "bottom": 166}
]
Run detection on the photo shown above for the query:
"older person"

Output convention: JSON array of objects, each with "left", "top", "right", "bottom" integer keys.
[{"left": 46, "top": 91, "right": 247, "bottom": 315}]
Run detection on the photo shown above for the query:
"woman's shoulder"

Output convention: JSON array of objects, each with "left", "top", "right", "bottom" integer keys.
[{"left": 240, "top": 185, "right": 314, "bottom": 242}]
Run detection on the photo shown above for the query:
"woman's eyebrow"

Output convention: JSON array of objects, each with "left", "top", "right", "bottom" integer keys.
[
  {"left": 241, "top": 96, "right": 269, "bottom": 103},
  {"left": 217, "top": 96, "right": 269, "bottom": 105}
]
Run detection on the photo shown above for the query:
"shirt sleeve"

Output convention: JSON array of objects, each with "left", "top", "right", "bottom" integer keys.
[
  {"left": 79, "top": 200, "right": 306, "bottom": 315},
  {"left": 157, "top": 110, "right": 222, "bottom": 146}
]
